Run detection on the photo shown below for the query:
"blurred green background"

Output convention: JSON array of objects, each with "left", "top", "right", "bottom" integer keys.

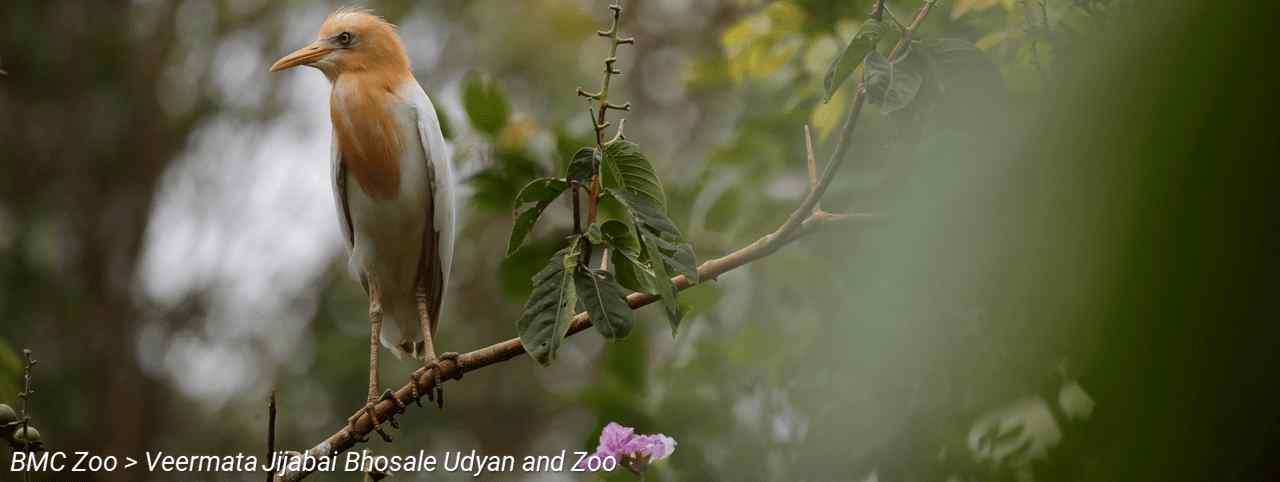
[{"left": 1, "top": 0, "right": 1276, "bottom": 481}]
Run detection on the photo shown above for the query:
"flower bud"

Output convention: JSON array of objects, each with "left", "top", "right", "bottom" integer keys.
[
  {"left": 0, "top": 404, "right": 17, "bottom": 425},
  {"left": 11, "top": 425, "right": 41, "bottom": 445}
]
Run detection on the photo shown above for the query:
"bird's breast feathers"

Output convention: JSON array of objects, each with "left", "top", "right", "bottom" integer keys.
[{"left": 330, "top": 75, "right": 416, "bottom": 200}]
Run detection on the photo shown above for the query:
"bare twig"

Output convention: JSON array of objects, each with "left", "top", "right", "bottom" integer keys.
[
  {"left": 882, "top": 5, "right": 908, "bottom": 31},
  {"left": 1023, "top": 0, "right": 1051, "bottom": 84},
  {"left": 803, "top": 125, "right": 853, "bottom": 221},
  {"left": 577, "top": 0, "right": 633, "bottom": 233},
  {"left": 19, "top": 349, "right": 36, "bottom": 482},
  {"left": 265, "top": 390, "right": 277, "bottom": 482},
  {"left": 888, "top": 0, "right": 938, "bottom": 60}
]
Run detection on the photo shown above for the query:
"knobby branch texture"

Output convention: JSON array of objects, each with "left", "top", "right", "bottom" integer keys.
[{"left": 277, "top": 1, "right": 933, "bottom": 479}]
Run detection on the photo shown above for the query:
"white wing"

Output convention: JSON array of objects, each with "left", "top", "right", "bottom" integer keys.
[
  {"left": 403, "top": 82, "right": 455, "bottom": 328},
  {"left": 330, "top": 133, "right": 366, "bottom": 292}
]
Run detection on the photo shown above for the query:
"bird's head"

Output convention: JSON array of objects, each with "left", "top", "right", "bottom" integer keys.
[{"left": 270, "top": 7, "right": 409, "bottom": 80}]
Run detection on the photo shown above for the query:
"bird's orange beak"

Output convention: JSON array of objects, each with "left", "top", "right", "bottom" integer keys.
[{"left": 270, "top": 41, "right": 332, "bottom": 72}]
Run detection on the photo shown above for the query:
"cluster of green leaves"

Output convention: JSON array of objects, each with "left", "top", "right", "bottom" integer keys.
[
  {"left": 823, "top": 17, "right": 999, "bottom": 117},
  {"left": 508, "top": 140, "right": 698, "bottom": 366}
]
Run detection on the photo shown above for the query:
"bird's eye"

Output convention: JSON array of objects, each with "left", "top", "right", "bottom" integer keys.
[{"left": 337, "top": 32, "right": 353, "bottom": 46}]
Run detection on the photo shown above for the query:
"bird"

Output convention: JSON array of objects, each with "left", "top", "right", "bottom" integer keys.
[{"left": 270, "top": 7, "right": 456, "bottom": 438}]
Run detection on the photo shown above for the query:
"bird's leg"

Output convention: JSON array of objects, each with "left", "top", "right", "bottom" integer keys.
[
  {"left": 413, "top": 283, "right": 459, "bottom": 409},
  {"left": 347, "top": 277, "right": 393, "bottom": 443}
]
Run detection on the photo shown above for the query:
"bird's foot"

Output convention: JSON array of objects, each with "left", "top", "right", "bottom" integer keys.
[
  {"left": 413, "top": 352, "right": 460, "bottom": 410},
  {"left": 346, "top": 390, "right": 400, "bottom": 443}
]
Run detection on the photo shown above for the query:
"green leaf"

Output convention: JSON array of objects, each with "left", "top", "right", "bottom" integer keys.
[
  {"left": 507, "top": 178, "right": 570, "bottom": 257},
  {"left": 608, "top": 188, "right": 699, "bottom": 283},
  {"left": 607, "top": 188, "right": 681, "bottom": 241},
  {"left": 864, "top": 50, "right": 924, "bottom": 114},
  {"left": 601, "top": 140, "right": 667, "bottom": 209},
  {"left": 599, "top": 141, "right": 698, "bottom": 291},
  {"left": 574, "top": 268, "right": 635, "bottom": 340},
  {"left": 641, "top": 231, "right": 683, "bottom": 335},
  {"left": 565, "top": 147, "right": 597, "bottom": 185},
  {"left": 920, "top": 38, "right": 1003, "bottom": 96},
  {"left": 601, "top": 220, "right": 641, "bottom": 256},
  {"left": 586, "top": 223, "right": 604, "bottom": 245},
  {"left": 611, "top": 248, "right": 658, "bottom": 294},
  {"left": 647, "top": 233, "right": 699, "bottom": 282},
  {"left": 823, "top": 18, "right": 884, "bottom": 103},
  {"left": 602, "top": 220, "right": 657, "bottom": 294},
  {"left": 462, "top": 70, "right": 511, "bottom": 136},
  {"left": 516, "top": 240, "right": 582, "bottom": 366}
]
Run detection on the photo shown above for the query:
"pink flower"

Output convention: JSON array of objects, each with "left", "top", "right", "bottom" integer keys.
[{"left": 576, "top": 422, "right": 677, "bottom": 474}]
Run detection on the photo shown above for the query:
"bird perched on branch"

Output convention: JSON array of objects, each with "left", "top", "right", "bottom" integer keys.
[{"left": 270, "top": 7, "right": 456, "bottom": 437}]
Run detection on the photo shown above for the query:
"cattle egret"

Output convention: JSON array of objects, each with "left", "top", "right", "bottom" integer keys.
[{"left": 271, "top": 7, "right": 456, "bottom": 438}]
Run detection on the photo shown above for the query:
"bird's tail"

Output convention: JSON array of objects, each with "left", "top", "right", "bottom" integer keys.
[{"left": 381, "top": 307, "right": 426, "bottom": 361}]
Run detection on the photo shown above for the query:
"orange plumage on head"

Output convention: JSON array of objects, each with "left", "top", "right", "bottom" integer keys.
[{"left": 314, "top": 7, "right": 415, "bottom": 200}]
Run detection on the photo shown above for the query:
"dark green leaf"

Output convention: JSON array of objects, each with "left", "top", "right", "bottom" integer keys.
[
  {"left": 611, "top": 248, "right": 658, "bottom": 294},
  {"left": 462, "top": 70, "right": 511, "bottom": 136},
  {"left": 607, "top": 188, "right": 681, "bottom": 240},
  {"left": 586, "top": 222, "right": 604, "bottom": 244},
  {"left": 602, "top": 220, "right": 657, "bottom": 294},
  {"left": 565, "top": 147, "right": 598, "bottom": 185},
  {"left": 516, "top": 241, "right": 582, "bottom": 366},
  {"left": 600, "top": 220, "right": 641, "bottom": 256},
  {"left": 919, "top": 37, "right": 1004, "bottom": 100},
  {"left": 507, "top": 178, "right": 570, "bottom": 257},
  {"left": 648, "top": 233, "right": 699, "bottom": 282},
  {"left": 574, "top": 268, "right": 635, "bottom": 340},
  {"left": 823, "top": 18, "right": 884, "bottom": 103},
  {"left": 607, "top": 188, "right": 699, "bottom": 284},
  {"left": 602, "top": 140, "right": 667, "bottom": 209},
  {"left": 864, "top": 50, "right": 924, "bottom": 114},
  {"left": 641, "top": 231, "right": 682, "bottom": 335},
  {"left": 599, "top": 141, "right": 698, "bottom": 291}
]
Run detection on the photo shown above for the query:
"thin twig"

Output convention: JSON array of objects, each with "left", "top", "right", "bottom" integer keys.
[
  {"left": 882, "top": 5, "right": 908, "bottom": 31},
  {"left": 571, "top": 182, "right": 582, "bottom": 234},
  {"left": 265, "top": 389, "right": 277, "bottom": 482},
  {"left": 19, "top": 349, "right": 35, "bottom": 482},
  {"left": 577, "top": 0, "right": 633, "bottom": 232},
  {"left": 1024, "top": 0, "right": 1050, "bottom": 84},
  {"left": 888, "top": 0, "right": 937, "bottom": 60},
  {"left": 576, "top": 0, "right": 634, "bottom": 264}
]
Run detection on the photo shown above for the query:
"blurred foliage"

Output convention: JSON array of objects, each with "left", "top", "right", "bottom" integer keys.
[{"left": 2, "top": 0, "right": 1277, "bottom": 481}]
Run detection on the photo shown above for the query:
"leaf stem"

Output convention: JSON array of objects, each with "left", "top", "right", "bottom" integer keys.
[{"left": 571, "top": 182, "right": 582, "bottom": 234}]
